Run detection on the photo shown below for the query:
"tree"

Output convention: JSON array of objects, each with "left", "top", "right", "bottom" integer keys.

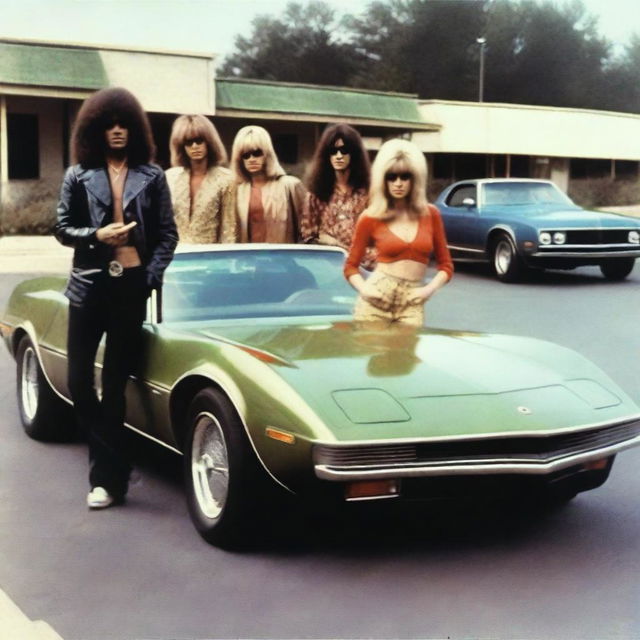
[
  {"left": 221, "top": 0, "right": 640, "bottom": 113},
  {"left": 220, "top": 1, "right": 360, "bottom": 86},
  {"left": 601, "top": 34, "right": 640, "bottom": 113},
  {"left": 484, "top": 0, "right": 612, "bottom": 109},
  {"left": 345, "top": 0, "right": 486, "bottom": 99}
]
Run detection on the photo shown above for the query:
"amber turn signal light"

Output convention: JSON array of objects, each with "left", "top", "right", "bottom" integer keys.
[
  {"left": 265, "top": 427, "right": 296, "bottom": 445},
  {"left": 345, "top": 479, "right": 399, "bottom": 501},
  {"left": 584, "top": 457, "right": 609, "bottom": 471}
]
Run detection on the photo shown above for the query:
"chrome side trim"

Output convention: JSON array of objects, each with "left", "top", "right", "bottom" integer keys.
[
  {"left": 448, "top": 245, "right": 486, "bottom": 254},
  {"left": 124, "top": 423, "right": 182, "bottom": 455},
  {"left": 315, "top": 436, "right": 640, "bottom": 481}
]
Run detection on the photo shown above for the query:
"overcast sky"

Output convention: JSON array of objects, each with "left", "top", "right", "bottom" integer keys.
[{"left": 0, "top": 0, "right": 637, "bottom": 61}]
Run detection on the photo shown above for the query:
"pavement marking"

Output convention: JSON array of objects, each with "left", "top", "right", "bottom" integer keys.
[{"left": 0, "top": 589, "right": 63, "bottom": 640}]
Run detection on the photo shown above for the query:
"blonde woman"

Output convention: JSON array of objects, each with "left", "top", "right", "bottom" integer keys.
[
  {"left": 231, "top": 125, "right": 306, "bottom": 243},
  {"left": 165, "top": 114, "right": 237, "bottom": 243},
  {"left": 344, "top": 139, "right": 453, "bottom": 326}
]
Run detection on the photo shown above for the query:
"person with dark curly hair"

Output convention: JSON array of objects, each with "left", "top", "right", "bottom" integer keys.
[
  {"left": 301, "top": 124, "right": 372, "bottom": 258},
  {"left": 55, "top": 87, "right": 178, "bottom": 509}
]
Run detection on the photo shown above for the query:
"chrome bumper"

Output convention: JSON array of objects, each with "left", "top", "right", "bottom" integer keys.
[
  {"left": 530, "top": 249, "right": 640, "bottom": 259},
  {"left": 314, "top": 418, "right": 640, "bottom": 481}
]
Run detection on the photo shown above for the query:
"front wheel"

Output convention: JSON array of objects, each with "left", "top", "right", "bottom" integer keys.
[
  {"left": 184, "top": 387, "right": 264, "bottom": 548},
  {"left": 491, "top": 234, "right": 524, "bottom": 283},
  {"left": 16, "top": 335, "right": 75, "bottom": 442},
  {"left": 600, "top": 258, "right": 635, "bottom": 281}
]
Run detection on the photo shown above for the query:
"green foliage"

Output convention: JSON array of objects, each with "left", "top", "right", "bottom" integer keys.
[
  {"left": 0, "top": 183, "right": 57, "bottom": 235},
  {"left": 219, "top": 1, "right": 361, "bottom": 86},
  {"left": 221, "top": 0, "right": 640, "bottom": 113},
  {"left": 569, "top": 178, "right": 640, "bottom": 208}
]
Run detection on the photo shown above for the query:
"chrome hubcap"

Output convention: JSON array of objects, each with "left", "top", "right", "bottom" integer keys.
[
  {"left": 191, "top": 412, "right": 229, "bottom": 519},
  {"left": 495, "top": 240, "right": 512, "bottom": 275},
  {"left": 21, "top": 346, "right": 39, "bottom": 421}
]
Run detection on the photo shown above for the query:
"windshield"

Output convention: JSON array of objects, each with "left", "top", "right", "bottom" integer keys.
[
  {"left": 483, "top": 182, "right": 574, "bottom": 207},
  {"left": 162, "top": 249, "right": 356, "bottom": 322}
]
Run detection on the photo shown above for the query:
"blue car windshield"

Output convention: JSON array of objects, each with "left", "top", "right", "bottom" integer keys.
[
  {"left": 483, "top": 182, "right": 574, "bottom": 207},
  {"left": 161, "top": 249, "right": 356, "bottom": 322}
]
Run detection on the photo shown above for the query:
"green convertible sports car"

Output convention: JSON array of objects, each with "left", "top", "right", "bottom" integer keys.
[{"left": 2, "top": 244, "right": 640, "bottom": 547}]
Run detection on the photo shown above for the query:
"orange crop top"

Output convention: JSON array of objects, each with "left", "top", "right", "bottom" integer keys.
[{"left": 343, "top": 204, "right": 454, "bottom": 280}]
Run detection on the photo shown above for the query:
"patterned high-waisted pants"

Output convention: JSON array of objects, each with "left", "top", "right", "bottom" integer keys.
[{"left": 353, "top": 270, "right": 424, "bottom": 326}]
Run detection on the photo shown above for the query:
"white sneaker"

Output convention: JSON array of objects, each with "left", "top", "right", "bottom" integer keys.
[{"left": 87, "top": 487, "right": 115, "bottom": 509}]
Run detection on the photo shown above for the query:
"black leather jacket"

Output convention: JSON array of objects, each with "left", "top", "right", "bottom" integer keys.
[{"left": 55, "top": 164, "right": 178, "bottom": 300}]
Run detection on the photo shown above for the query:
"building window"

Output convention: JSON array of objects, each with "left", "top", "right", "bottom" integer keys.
[
  {"left": 273, "top": 134, "right": 298, "bottom": 164},
  {"left": 8, "top": 113, "right": 39, "bottom": 179},
  {"left": 614, "top": 160, "right": 639, "bottom": 180},
  {"left": 510, "top": 155, "right": 531, "bottom": 178},
  {"left": 570, "top": 158, "right": 610, "bottom": 179}
]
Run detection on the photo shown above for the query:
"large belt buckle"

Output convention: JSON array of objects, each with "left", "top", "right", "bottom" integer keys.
[{"left": 108, "top": 260, "right": 124, "bottom": 278}]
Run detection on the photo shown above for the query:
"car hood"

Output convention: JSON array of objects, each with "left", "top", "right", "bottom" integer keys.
[
  {"left": 483, "top": 205, "right": 640, "bottom": 228},
  {"left": 194, "top": 321, "right": 638, "bottom": 442}
]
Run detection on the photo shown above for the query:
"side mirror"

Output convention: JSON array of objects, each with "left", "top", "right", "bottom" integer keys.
[{"left": 462, "top": 197, "right": 476, "bottom": 208}]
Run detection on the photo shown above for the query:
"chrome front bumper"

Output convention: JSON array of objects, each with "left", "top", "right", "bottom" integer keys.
[{"left": 313, "top": 417, "right": 640, "bottom": 481}]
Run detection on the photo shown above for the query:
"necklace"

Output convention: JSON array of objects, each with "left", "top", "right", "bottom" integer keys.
[{"left": 108, "top": 160, "right": 127, "bottom": 180}]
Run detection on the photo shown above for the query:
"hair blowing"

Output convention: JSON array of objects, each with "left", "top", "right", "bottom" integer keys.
[{"left": 71, "top": 87, "right": 155, "bottom": 168}]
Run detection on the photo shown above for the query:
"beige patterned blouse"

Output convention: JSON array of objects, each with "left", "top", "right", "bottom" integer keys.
[
  {"left": 165, "top": 165, "right": 238, "bottom": 244},
  {"left": 301, "top": 186, "right": 376, "bottom": 268},
  {"left": 301, "top": 187, "right": 368, "bottom": 249}
]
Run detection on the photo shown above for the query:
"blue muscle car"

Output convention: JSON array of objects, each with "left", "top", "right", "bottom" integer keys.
[{"left": 435, "top": 179, "right": 640, "bottom": 282}]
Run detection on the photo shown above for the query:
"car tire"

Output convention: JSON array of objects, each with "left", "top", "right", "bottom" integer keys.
[
  {"left": 16, "top": 335, "right": 76, "bottom": 442},
  {"left": 599, "top": 258, "right": 635, "bottom": 281},
  {"left": 491, "top": 233, "right": 523, "bottom": 283},
  {"left": 184, "top": 386, "right": 264, "bottom": 548}
]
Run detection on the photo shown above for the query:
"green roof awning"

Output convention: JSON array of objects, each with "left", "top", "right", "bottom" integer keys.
[
  {"left": 216, "top": 78, "right": 434, "bottom": 129},
  {"left": 0, "top": 42, "right": 107, "bottom": 90}
]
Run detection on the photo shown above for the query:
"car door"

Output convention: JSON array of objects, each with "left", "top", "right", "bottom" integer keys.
[{"left": 438, "top": 183, "right": 482, "bottom": 257}]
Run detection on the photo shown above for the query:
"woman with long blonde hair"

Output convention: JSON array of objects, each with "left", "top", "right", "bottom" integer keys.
[
  {"left": 344, "top": 138, "right": 453, "bottom": 326},
  {"left": 230, "top": 125, "right": 306, "bottom": 243},
  {"left": 165, "top": 114, "right": 237, "bottom": 243}
]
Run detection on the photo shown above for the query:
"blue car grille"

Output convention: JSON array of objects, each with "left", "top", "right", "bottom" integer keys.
[
  {"left": 563, "top": 229, "right": 634, "bottom": 245},
  {"left": 313, "top": 419, "right": 640, "bottom": 469}
]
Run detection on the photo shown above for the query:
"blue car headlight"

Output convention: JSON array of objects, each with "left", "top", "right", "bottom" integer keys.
[
  {"left": 553, "top": 232, "right": 566, "bottom": 245},
  {"left": 539, "top": 232, "right": 552, "bottom": 245},
  {"left": 629, "top": 230, "right": 640, "bottom": 244}
]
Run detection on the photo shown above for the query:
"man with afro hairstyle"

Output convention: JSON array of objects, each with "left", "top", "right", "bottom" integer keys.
[{"left": 55, "top": 87, "right": 178, "bottom": 509}]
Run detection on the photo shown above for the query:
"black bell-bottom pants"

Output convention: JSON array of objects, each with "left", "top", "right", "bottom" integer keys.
[{"left": 67, "top": 267, "right": 149, "bottom": 499}]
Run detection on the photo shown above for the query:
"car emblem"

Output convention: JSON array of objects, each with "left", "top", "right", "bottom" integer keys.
[{"left": 517, "top": 406, "right": 533, "bottom": 415}]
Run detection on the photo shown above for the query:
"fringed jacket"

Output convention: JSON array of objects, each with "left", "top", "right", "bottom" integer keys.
[
  {"left": 236, "top": 175, "right": 306, "bottom": 243},
  {"left": 165, "top": 165, "right": 238, "bottom": 243}
]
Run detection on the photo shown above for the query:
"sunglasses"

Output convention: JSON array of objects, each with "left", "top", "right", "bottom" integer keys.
[
  {"left": 330, "top": 146, "right": 352, "bottom": 156},
  {"left": 185, "top": 137, "right": 205, "bottom": 146},
  {"left": 105, "top": 120, "right": 126, "bottom": 130},
  {"left": 242, "top": 149, "right": 264, "bottom": 160},
  {"left": 385, "top": 172, "right": 412, "bottom": 182}
]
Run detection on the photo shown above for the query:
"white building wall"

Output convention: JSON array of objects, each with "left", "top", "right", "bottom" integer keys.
[
  {"left": 415, "top": 101, "right": 640, "bottom": 161},
  {"left": 99, "top": 49, "right": 215, "bottom": 115}
]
